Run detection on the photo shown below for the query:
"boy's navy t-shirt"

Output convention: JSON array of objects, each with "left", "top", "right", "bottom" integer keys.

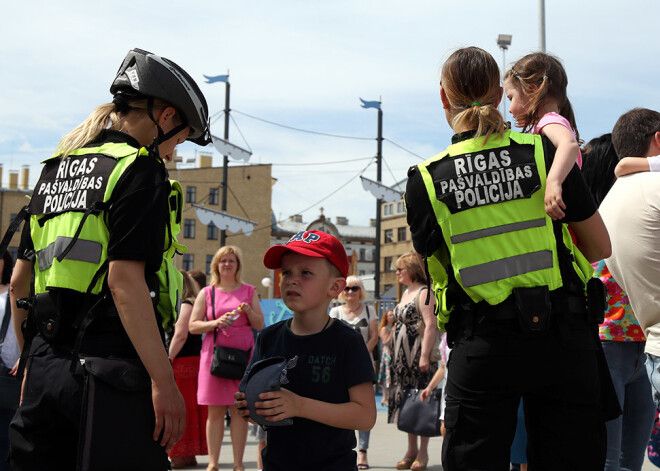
[{"left": 250, "top": 318, "right": 376, "bottom": 471}]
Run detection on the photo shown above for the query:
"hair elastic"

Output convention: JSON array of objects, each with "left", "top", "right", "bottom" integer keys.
[
  {"left": 112, "top": 94, "right": 131, "bottom": 114},
  {"left": 543, "top": 75, "right": 548, "bottom": 79},
  {"left": 471, "top": 101, "right": 482, "bottom": 107}
]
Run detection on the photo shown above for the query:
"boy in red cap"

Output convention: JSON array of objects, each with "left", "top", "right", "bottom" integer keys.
[{"left": 235, "top": 230, "right": 376, "bottom": 470}]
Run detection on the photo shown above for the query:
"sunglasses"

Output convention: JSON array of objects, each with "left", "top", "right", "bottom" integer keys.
[{"left": 344, "top": 286, "right": 360, "bottom": 292}]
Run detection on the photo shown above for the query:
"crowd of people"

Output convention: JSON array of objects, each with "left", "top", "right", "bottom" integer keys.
[{"left": 0, "top": 43, "right": 657, "bottom": 471}]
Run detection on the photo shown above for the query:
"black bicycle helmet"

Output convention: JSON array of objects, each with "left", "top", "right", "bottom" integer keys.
[{"left": 110, "top": 48, "right": 211, "bottom": 146}]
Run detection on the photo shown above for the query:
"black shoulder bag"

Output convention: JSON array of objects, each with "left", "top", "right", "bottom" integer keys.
[
  {"left": 209, "top": 287, "right": 251, "bottom": 379},
  {"left": 397, "top": 373, "right": 442, "bottom": 437}
]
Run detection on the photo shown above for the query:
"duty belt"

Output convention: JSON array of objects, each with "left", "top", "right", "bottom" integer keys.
[{"left": 458, "top": 289, "right": 586, "bottom": 321}]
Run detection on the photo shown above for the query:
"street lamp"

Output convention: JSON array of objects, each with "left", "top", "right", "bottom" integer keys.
[{"left": 497, "top": 34, "right": 512, "bottom": 121}]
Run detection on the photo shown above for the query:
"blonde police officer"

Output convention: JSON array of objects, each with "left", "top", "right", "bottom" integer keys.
[
  {"left": 8, "top": 49, "right": 210, "bottom": 471},
  {"left": 405, "top": 47, "right": 614, "bottom": 470}
]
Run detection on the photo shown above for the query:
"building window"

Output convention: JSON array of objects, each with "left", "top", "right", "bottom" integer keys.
[
  {"left": 397, "top": 201, "right": 404, "bottom": 214},
  {"left": 384, "top": 256, "right": 393, "bottom": 272},
  {"left": 182, "top": 254, "right": 194, "bottom": 271},
  {"left": 184, "top": 219, "right": 196, "bottom": 239},
  {"left": 398, "top": 227, "right": 407, "bottom": 242},
  {"left": 209, "top": 188, "right": 219, "bottom": 205},
  {"left": 359, "top": 248, "right": 366, "bottom": 262},
  {"left": 207, "top": 223, "right": 218, "bottom": 240},
  {"left": 372, "top": 249, "right": 376, "bottom": 262},
  {"left": 206, "top": 254, "right": 214, "bottom": 274},
  {"left": 384, "top": 229, "right": 394, "bottom": 243},
  {"left": 186, "top": 186, "right": 196, "bottom": 203}
]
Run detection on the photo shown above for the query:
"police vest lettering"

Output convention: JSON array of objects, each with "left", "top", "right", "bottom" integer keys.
[
  {"left": 29, "top": 155, "right": 118, "bottom": 216},
  {"left": 432, "top": 144, "right": 541, "bottom": 214}
]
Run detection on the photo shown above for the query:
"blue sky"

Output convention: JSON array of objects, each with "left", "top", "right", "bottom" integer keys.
[{"left": 1, "top": 0, "right": 659, "bottom": 227}]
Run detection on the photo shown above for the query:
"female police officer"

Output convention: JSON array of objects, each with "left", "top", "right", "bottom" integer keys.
[
  {"left": 405, "top": 47, "right": 613, "bottom": 470},
  {"left": 7, "top": 49, "right": 210, "bottom": 471}
]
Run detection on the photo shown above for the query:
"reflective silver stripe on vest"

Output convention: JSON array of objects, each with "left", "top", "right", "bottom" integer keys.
[
  {"left": 36, "top": 236, "right": 103, "bottom": 270},
  {"left": 450, "top": 218, "right": 546, "bottom": 244},
  {"left": 459, "top": 250, "right": 553, "bottom": 288}
]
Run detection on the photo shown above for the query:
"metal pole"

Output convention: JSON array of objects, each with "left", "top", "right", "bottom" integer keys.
[
  {"left": 220, "top": 79, "right": 230, "bottom": 246},
  {"left": 539, "top": 0, "right": 546, "bottom": 52},
  {"left": 375, "top": 107, "right": 383, "bottom": 300},
  {"left": 501, "top": 48, "right": 507, "bottom": 120}
]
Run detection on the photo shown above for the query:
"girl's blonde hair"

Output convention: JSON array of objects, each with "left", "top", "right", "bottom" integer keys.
[
  {"left": 338, "top": 275, "right": 367, "bottom": 303},
  {"left": 55, "top": 98, "right": 179, "bottom": 159},
  {"left": 210, "top": 245, "right": 243, "bottom": 286},
  {"left": 504, "top": 52, "right": 580, "bottom": 144},
  {"left": 441, "top": 47, "right": 507, "bottom": 142},
  {"left": 180, "top": 269, "right": 199, "bottom": 302}
]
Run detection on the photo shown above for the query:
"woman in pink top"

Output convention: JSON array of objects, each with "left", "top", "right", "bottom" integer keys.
[
  {"left": 504, "top": 52, "right": 582, "bottom": 221},
  {"left": 189, "top": 246, "right": 264, "bottom": 471}
]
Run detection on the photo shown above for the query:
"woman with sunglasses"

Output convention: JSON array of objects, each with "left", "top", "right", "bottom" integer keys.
[{"left": 329, "top": 275, "right": 377, "bottom": 470}]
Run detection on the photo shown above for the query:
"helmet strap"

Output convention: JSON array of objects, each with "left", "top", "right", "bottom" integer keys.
[{"left": 146, "top": 97, "right": 189, "bottom": 151}]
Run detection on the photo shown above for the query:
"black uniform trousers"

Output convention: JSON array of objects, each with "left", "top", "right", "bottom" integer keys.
[
  {"left": 8, "top": 336, "right": 170, "bottom": 471},
  {"left": 441, "top": 309, "right": 607, "bottom": 471}
]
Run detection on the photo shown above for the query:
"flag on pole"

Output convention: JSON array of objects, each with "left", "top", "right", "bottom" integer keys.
[
  {"left": 359, "top": 98, "right": 381, "bottom": 110},
  {"left": 203, "top": 74, "right": 229, "bottom": 84}
]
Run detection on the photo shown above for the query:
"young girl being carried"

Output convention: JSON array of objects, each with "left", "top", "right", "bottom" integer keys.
[{"left": 504, "top": 53, "right": 582, "bottom": 220}]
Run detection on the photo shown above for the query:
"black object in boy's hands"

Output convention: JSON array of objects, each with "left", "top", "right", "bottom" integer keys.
[{"left": 239, "top": 356, "right": 296, "bottom": 427}]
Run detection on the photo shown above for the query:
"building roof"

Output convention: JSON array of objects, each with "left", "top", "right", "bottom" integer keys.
[{"left": 271, "top": 212, "right": 375, "bottom": 241}]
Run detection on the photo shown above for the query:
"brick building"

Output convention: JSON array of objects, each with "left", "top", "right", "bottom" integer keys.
[
  {"left": 166, "top": 154, "right": 273, "bottom": 299},
  {"left": 379, "top": 179, "right": 413, "bottom": 299}
]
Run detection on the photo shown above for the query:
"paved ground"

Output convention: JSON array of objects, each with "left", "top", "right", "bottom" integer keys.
[{"left": 171, "top": 406, "right": 657, "bottom": 470}]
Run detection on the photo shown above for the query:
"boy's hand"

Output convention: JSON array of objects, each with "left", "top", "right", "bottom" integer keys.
[
  {"left": 544, "top": 181, "right": 566, "bottom": 220},
  {"left": 254, "top": 388, "right": 300, "bottom": 422},
  {"left": 233, "top": 391, "right": 256, "bottom": 424}
]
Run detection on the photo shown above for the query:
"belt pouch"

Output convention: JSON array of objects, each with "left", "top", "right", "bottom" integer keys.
[
  {"left": 78, "top": 357, "right": 169, "bottom": 471},
  {"left": 33, "top": 292, "right": 61, "bottom": 340},
  {"left": 586, "top": 278, "right": 607, "bottom": 324},
  {"left": 513, "top": 286, "right": 551, "bottom": 333}
]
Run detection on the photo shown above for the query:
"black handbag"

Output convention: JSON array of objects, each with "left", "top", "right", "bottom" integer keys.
[
  {"left": 0, "top": 294, "right": 20, "bottom": 409},
  {"left": 397, "top": 386, "right": 442, "bottom": 437},
  {"left": 209, "top": 287, "right": 250, "bottom": 380}
]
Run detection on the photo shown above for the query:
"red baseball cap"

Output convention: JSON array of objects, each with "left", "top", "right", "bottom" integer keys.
[{"left": 264, "top": 230, "right": 349, "bottom": 277}]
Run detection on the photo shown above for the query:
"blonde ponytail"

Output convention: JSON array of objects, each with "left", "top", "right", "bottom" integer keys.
[
  {"left": 54, "top": 97, "right": 179, "bottom": 159},
  {"left": 54, "top": 103, "right": 122, "bottom": 159},
  {"left": 451, "top": 104, "right": 507, "bottom": 143}
]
